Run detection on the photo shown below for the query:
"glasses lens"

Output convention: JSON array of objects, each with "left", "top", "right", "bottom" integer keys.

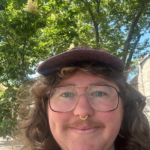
[
  {"left": 49, "top": 85, "right": 119, "bottom": 112},
  {"left": 50, "top": 86, "right": 78, "bottom": 112},
  {"left": 87, "top": 86, "right": 118, "bottom": 111}
]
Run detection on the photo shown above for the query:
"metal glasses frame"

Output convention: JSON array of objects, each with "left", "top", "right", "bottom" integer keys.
[{"left": 47, "top": 85, "right": 122, "bottom": 113}]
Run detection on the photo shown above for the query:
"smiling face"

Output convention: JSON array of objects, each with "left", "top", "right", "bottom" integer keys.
[{"left": 48, "top": 70, "right": 124, "bottom": 150}]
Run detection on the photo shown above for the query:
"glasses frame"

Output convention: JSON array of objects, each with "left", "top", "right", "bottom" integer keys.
[{"left": 47, "top": 85, "right": 122, "bottom": 113}]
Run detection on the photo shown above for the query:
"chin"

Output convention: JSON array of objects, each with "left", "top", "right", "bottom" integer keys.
[{"left": 59, "top": 141, "right": 111, "bottom": 150}]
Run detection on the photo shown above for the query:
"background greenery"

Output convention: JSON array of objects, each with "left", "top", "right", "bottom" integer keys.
[{"left": 0, "top": 0, "right": 150, "bottom": 138}]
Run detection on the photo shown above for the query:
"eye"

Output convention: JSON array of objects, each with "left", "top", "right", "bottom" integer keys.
[
  {"left": 93, "top": 91, "right": 105, "bottom": 97},
  {"left": 62, "top": 93, "right": 73, "bottom": 97}
]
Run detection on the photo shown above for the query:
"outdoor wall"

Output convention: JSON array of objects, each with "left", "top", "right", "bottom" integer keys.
[
  {"left": 130, "top": 54, "right": 150, "bottom": 120},
  {"left": 138, "top": 55, "right": 150, "bottom": 120}
]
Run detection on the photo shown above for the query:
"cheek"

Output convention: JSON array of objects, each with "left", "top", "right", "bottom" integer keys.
[
  {"left": 48, "top": 110, "right": 72, "bottom": 147},
  {"left": 97, "top": 111, "right": 123, "bottom": 141},
  {"left": 97, "top": 102, "right": 124, "bottom": 129},
  {"left": 97, "top": 112, "right": 116, "bottom": 127},
  {"left": 48, "top": 109, "right": 57, "bottom": 133},
  {"left": 48, "top": 109, "right": 69, "bottom": 133},
  {"left": 48, "top": 111, "right": 58, "bottom": 131}
]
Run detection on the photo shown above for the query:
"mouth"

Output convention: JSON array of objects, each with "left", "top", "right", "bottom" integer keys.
[{"left": 70, "top": 126, "right": 99, "bottom": 134}]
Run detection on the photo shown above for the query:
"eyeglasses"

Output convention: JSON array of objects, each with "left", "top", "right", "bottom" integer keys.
[{"left": 48, "top": 85, "right": 121, "bottom": 112}]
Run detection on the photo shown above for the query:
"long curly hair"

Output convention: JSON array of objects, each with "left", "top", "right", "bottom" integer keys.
[{"left": 16, "top": 62, "right": 150, "bottom": 150}]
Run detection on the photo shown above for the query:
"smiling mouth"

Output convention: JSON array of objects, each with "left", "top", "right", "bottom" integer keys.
[{"left": 70, "top": 127, "right": 99, "bottom": 134}]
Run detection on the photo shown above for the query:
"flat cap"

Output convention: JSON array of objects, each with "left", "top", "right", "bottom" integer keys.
[{"left": 37, "top": 46, "right": 124, "bottom": 76}]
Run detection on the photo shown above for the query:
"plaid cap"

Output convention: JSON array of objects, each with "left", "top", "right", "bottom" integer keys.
[{"left": 37, "top": 46, "right": 124, "bottom": 76}]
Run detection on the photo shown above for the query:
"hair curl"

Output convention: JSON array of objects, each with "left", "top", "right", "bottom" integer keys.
[{"left": 16, "top": 62, "right": 150, "bottom": 150}]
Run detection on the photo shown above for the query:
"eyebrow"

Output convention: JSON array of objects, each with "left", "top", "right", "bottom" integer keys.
[
  {"left": 90, "top": 81, "right": 109, "bottom": 86},
  {"left": 58, "top": 83, "right": 76, "bottom": 87},
  {"left": 58, "top": 81, "right": 109, "bottom": 87}
]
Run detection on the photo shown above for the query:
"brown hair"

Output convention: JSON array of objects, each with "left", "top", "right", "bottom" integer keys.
[{"left": 16, "top": 62, "right": 150, "bottom": 150}]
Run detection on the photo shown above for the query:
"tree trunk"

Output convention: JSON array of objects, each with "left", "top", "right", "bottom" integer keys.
[
  {"left": 125, "top": 34, "right": 141, "bottom": 70},
  {"left": 82, "top": 0, "right": 100, "bottom": 49},
  {"left": 122, "top": 2, "right": 147, "bottom": 63}
]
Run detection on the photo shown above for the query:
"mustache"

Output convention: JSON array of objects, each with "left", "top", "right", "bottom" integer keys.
[{"left": 63, "top": 118, "right": 106, "bottom": 129}]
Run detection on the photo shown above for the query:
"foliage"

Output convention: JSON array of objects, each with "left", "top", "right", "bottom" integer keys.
[
  {"left": 0, "top": 0, "right": 80, "bottom": 138},
  {"left": 72, "top": 0, "right": 150, "bottom": 69},
  {"left": 0, "top": 0, "right": 150, "bottom": 138}
]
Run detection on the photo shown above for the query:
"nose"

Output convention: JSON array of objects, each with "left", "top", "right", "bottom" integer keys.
[{"left": 73, "top": 94, "right": 94, "bottom": 118}]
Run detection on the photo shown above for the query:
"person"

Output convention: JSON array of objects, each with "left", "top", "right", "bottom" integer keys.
[{"left": 17, "top": 46, "right": 150, "bottom": 150}]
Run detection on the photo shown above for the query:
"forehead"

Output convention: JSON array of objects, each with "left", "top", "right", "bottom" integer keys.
[{"left": 59, "top": 70, "right": 119, "bottom": 89}]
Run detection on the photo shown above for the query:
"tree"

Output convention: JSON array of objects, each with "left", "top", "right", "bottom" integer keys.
[
  {"left": 0, "top": 0, "right": 150, "bottom": 138},
  {"left": 72, "top": 0, "right": 150, "bottom": 70},
  {"left": 0, "top": 0, "right": 80, "bottom": 137}
]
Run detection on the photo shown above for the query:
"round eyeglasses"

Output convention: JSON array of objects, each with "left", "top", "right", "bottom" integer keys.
[{"left": 47, "top": 85, "right": 121, "bottom": 112}]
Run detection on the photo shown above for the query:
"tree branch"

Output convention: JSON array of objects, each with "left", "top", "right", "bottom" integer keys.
[
  {"left": 95, "top": 0, "right": 101, "bottom": 16},
  {"left": 81, "top": 0, "right": 100, "bottom": 49},
  {"left": 125, "top": 34, "right": 141, "bottom": 70},
  {"left": 122, "top": 2, "right": 148, "bottom": 63},
  {"left": 143, "top": 12, "right": 150, "bottom": 15},
  {"left": 82, "top": 0, "right": 96, "bottom": 25}
]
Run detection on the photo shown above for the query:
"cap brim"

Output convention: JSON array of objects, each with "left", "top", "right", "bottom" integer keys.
[{"left": 37, "top": 49, "right": 124, "bottom": 75}]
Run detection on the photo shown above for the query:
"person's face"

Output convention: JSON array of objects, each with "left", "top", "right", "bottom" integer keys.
[{"left": 48, "top": 70, "right": 124, "bottom": 150}]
